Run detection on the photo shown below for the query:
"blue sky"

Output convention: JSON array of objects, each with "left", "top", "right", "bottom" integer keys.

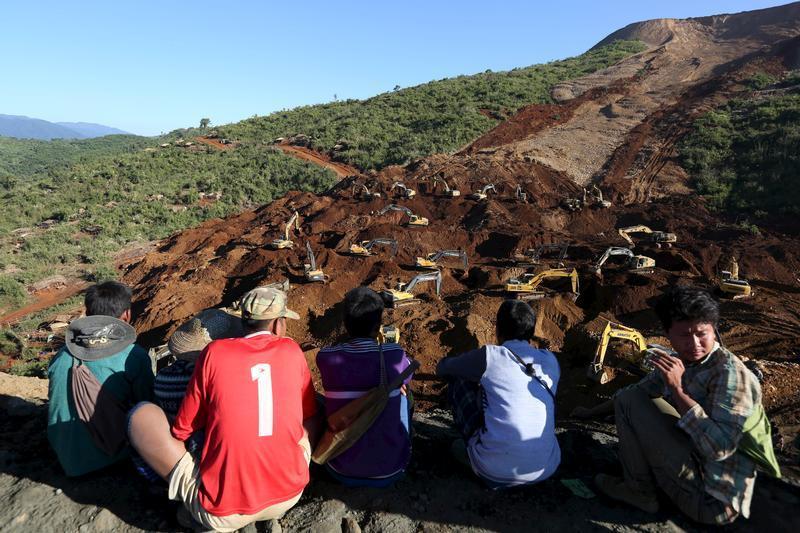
[{"left": 0, "top": 1, "right": 790, "bottom": 136}]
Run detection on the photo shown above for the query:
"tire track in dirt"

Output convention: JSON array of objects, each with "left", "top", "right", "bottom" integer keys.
[{"left": 274, "top": 143, "right": 361, "bottom": 179}]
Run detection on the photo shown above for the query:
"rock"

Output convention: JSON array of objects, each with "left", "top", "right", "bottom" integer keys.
[
  {"left": 54, "top": 488, "right": 62, "bottom": 495},
  {"left": 12, "top": 512, "right": 28, "bottom": 525},
  {"left": 363, "top": 512, "right": 415, "bottom": 533},
  {"left": 92, "top": 508, "right": 121, "bottom": 531},
  {"left": 342, "top": 516, "right": 362, "bottom": 533},
  {"left": 284, "top": 499, "right": 345, "bottom": 533}
]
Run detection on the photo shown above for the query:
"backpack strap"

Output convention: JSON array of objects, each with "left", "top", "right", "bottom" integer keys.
[{"left": 507, "top": 348, "right": 555, "bottom": 402}]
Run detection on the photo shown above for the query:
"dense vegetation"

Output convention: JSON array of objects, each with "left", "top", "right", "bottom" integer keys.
[
  {"left": 680, "top": 73, "right": 800, "bottom": 217},
  {"left": 213, "top": 40, "right": 647, "bottom": 169},
  {"left": 0, "top": 145, "right": 336, "bottom": 312}
]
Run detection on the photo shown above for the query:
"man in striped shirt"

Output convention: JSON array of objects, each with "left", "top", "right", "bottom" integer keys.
[
  {"left": 581, "top": 286, "right": 761, "bottom": 525},
  {"left": 316, "top": 287, "right": 414, "bottom": 486}
]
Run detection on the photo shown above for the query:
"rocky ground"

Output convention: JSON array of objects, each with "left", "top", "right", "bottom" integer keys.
[{"left": 2, "top": 381, "right": 799, "bottom": 533}]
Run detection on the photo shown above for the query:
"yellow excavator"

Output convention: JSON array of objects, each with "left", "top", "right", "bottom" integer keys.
[
  {"left": 468, "top": 184, "right": 496, "bottom": 201},
  {"left": 378, "top": 204, "right": 429, "bottom": 227},
  {"left": 505, "top": 268, "right": 580, "bottom": 301},
  {"left": 432, "top": 176, "right": 461, "bottom": 197},
  {"left": 415, "top": 250, "right": 468, "bottom": 270},
  {"left": 583, "top": 184, "right": 611, "bottom": 208},
  {"left": 719, "top": 258, "right": 752, "bottom": 299},
  {"left": 618, "top": 225, "right": 677, "bottom": 248},
  {"left": 378, "top": 325, "right": 400, "bottom": 343},
  {"left": 269, "top": 211, "right": 300, "bottom": 249},
  {"left": 381, "top": 270, "right": 442, "bottom": 308},
  {"left": 304, "top": 242, "right": 330, "bottom": 283},
  {"left": 588, "top": 321, "right": 673, "bottom": 384},
  {"left": 348, "top": 238, "right": 398, "bottom": 257},
  {"left": 593, "top": 247, "right": 655, "bottom": 275},
  {"left": 391, "top": 182, "right": 416, "bottom": 199},
  {"left": 352, "top": 183, "right": 382, "bottom": 200}
]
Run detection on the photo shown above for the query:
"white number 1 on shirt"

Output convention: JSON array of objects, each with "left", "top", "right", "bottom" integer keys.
[{"left": 251, "top": 364, "right": 273, "bottom": 436}]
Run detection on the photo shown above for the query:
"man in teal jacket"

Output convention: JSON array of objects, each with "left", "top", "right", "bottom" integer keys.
[{"left": 47, "top": 281, "right": 153, "bottom": 477}]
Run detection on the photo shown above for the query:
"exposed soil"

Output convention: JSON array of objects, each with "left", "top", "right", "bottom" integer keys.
[
  {"left": 193, "top": 136, "right": 232, "bottom": 150},
  {"left": 2, "top": 4, "right": 800, "bottom": 531},
  {"left": 0, "top": 283, "right": 87, "bottom": 327}
]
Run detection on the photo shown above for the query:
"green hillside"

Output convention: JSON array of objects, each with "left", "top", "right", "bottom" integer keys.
[
  {"left": 0, "top": 40, "right": 646, "bottom": 314},
  {"left": 214, "top": 40, "right": 647, "bottom": 169},
  {"left": 680, "top": 72, "right": 800, "bottom": 218}
]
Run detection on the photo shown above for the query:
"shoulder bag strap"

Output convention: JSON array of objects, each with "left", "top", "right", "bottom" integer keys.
[{"left": 507, "top": 348, "right": 555, "bottom": 402}]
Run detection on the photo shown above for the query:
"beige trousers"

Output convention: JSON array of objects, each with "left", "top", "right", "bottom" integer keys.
[
  {"left": 168, "top": 438, "right": 311, "bottom": 532},
  {"left": 614, "top": 386, "right": 736, "bottom": 525}
]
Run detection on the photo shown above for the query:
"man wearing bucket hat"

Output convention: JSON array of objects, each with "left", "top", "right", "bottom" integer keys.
[
  {"left": 129, "top": 287, "right": 320, "bottom": 532},
  {"left": 47, "top": 281, "right": 154, "bottom": 477}
]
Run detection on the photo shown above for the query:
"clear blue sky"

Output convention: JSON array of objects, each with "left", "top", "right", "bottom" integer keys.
[{"left": 0, "top": 0, "right": 791, "bottom": 136}]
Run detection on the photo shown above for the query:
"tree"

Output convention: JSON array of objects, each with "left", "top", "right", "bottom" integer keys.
[{"left": 199, "top": 118, "right": 211, "bottom": 129}]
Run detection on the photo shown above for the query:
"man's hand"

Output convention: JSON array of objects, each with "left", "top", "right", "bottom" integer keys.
[
  {"left": 400, "top": 384, "right": 408, "bottom": 396},
  {"left": 650, "top": 350, "right": 685, "bottom": 392},
  {"left": 650, "top": 350, "right": 697, "bottom": 415}
]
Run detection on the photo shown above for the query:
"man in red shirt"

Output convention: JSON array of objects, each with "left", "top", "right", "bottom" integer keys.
[{"left": 129, "top": 287, "right": 320, "bottom": 531}]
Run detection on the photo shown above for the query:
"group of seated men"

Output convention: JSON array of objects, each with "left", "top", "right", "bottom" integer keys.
[{"left": 46, "top": 280, "right": 764, "bottom": 531}]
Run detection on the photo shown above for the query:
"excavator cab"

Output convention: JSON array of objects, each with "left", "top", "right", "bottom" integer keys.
[
  {"left": 415, "top": 250, "right": 468, "bottom": 270},
  {"left": 381, "top": 270, "right": 442, "bottom": 308},
  {"left": 719, "top": 270, "right": 752, "bottom": 299},
  {"left": 588, "top": 321, "right": 672, "bottom": 384},
  {"left": 505, "top": 268, "right": 580, "bottom": 301},
  {"left": 349, "top": 238, "right": 398, "bottom": 257},
  {"left": 304, "top": 242, "right": 330, "bottom": 283},
  {"left": 269, "top": 211, "right": 300, "bottom": 249}
]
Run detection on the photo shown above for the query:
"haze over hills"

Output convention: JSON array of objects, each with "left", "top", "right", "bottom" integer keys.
[{"left": 0, "top": 114, "right": 130, "bottom": 140}]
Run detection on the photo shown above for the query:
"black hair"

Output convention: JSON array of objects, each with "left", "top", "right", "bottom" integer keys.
[
  {"left": 655, "top": 286, "right": 719, "bottom": 331},
  {"left": 343, "top": 286, "right": 384, "bottom": 338},
  {"left": 84, "top": 281, "right": 132, "bottom": 318},
  {"left": 496, "top": 299, "right": 536, "bottom": 342},
  {"left": 241, "top": 318, "right": 275, "bottom": 333}
]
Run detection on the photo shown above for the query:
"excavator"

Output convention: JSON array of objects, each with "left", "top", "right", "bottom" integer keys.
[
  {"left": 561, "top": 197, "right": 582, "bottom": 212},
  {"left": 304, "top": 242, "right": 329, "bottom": 283},
  {"left": 348, "top": 238, "right": 398, "bottom": 257},
  {"left": 432, "top": 176, "right": 461, "bottom": 197},
  {"left": 381, "top": 270, "right": 442, "bottom": 308},
  {"left": 515, "top": 243, "right": 569, "bottom": 268},
  {"left": 588, "top": 321, "right": 673, "bottom": 384},
  {"left": 515, "top": 184, "right": 528, "bottom": 202},
  {"left": 719, "top": 258, "right": 752, "bottom": 299},
  {"left": 269, "top": 211, "right": 300, "bottom": 249},
  {"left": 618, "top": 225, "right": 677, "bottom": 248},
  {"left": 377, "top": 204, "right": 429, "bottom": 227},
  {"left": 391, "top": 182, "right": 416, "bottom": 199},
  {"left": 415, "top": 250, "right": 468, "bottom": 270},
  {"left": 583, "top": 185, "right": 611, "bottom": 208},
  {"left": 378, "top": 324, "right": 400, "bottom": 343},
  {"left": 505, "top": 268, "right": 580, "bottom": 301},
  {"left": 592, "top": 247, "right": 655, "bottom": 275},
  {"left": 468, "top": 184, "right": 496, "bottom": 201},
  {"left": 352, "top": 184, "right": 381, "bottom": 200}
]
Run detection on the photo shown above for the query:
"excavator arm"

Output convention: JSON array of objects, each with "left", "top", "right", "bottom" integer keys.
[{"left": 305, "top": 241, "right": 316, "bottom": 271}]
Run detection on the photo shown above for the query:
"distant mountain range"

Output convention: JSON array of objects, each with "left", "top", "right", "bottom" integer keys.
[{"left": 0, "top": 114, "right": 130, "bottom": 140}]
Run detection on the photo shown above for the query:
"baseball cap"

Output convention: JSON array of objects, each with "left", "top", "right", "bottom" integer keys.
[{"left": 239, "top": 287, "right": 300, "bottom": 320}]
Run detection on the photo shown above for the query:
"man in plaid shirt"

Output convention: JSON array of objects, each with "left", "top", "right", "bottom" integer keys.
[{"left": 574, "top": 286, "right": 761, "bottom": 524}]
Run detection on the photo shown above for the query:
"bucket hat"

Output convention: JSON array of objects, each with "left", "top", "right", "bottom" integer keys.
[
  {"left": 168, "top": 309, "right": 242, "bottom": 358},
  {"left": 66, "top": 316, "right": 137, "bottom": 361}
]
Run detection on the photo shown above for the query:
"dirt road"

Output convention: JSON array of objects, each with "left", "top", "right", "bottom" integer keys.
[{"left": 275, "top": 143, "right": 361, "bottom": 179}]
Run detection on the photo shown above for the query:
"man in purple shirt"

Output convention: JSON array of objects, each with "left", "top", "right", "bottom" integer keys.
[{"left": 316, "top": 287, "right": 414, "bottom": 487}]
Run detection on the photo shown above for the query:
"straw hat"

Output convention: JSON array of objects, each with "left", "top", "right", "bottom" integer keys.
[{"left": 168, "top": 309, "right": 242, "bottom": 359}]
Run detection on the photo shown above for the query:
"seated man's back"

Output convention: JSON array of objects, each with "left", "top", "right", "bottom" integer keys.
[
  {"left": 473, "top": 340, "right": 560, "bottom": 484},
  {"left": 47, "top": 281, "right": 153, "bottom": 477},
  {"left": 317, "top": 338, "right": 413, "bottom": 480},
  {"left": 173, "top": 331, "right": 317, "bottom": 515}
]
